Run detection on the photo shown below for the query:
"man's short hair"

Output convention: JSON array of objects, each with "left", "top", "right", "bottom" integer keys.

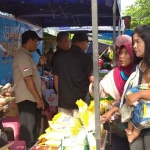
[
  {"left": 72, "top": 33, "right": 91, "bottom": 43},
  {"left": 56, "top": 32, "right": 69, "bottom": 42}
]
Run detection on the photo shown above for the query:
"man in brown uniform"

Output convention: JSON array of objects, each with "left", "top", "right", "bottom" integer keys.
[{"left": 12, "top": 30, "right": 44, "bottom": 148}]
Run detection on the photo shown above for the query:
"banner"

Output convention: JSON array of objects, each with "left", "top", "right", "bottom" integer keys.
[{"left": 0, "top": 15, "right": 43, "bottom": 85}]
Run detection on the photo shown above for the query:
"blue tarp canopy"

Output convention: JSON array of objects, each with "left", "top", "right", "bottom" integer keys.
[
  {"left": 0, "top": 0, "right": 121, "bottom": 27},
  {"left": 58, "top": 24, "right": 124, "bottom": 33},
  {"left": 58, "top": 25, "right": 125, "bottom": 39},
  {"left": 98, "top": 29, "right": 133, "bottom": 40}
]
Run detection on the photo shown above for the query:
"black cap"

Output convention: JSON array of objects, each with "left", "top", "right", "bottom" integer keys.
[
  {"left": 72, "top": 33, "right": 91, "bottom": 42},
  {"left": 22, "top": 30, "right": 43, "bottom": 41}
]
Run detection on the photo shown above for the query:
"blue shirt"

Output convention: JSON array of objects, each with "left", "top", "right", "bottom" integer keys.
[{"left": 138, "top": 67, "right": 150, "bottom": 136}]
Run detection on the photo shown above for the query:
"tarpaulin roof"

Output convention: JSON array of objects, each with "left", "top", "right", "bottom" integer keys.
[
  {"left": 58, "top": 24, "right": 125, "bottom": 33},
  {"left": 86, "top": 42, "right": 109, "bottom": 54},
  {"left": 0, "top": 0, "right": 121, "bottom": 27}
]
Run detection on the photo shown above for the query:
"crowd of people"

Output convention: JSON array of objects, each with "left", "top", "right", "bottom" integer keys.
[
  {"left": 0, "top": 25, "right": 150, "bottom": 150},
  {"left": 90, "top": 25, "right": 150, "bottom": 150}
]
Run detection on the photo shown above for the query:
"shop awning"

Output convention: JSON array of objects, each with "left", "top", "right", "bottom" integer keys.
[
  {"left": 58, "top": 24, "right": 125, "bottom": 33},
  {"left": 0, "top": 0, "right": 121, "bottom": 27},
  {"left": 86, "top": 42, "right": 109, "bottom": 54}
]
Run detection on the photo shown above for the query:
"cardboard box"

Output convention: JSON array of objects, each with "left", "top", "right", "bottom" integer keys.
[{"left": 5, "top": 99, "right": 19, "bottom": 117}]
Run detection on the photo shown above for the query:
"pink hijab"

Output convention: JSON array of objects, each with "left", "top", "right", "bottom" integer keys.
[
  {"left": 115, "top": 35, "right": 132, "bottom": 66},
  {"left": 116, "top": 35, "right": 132, "bottom": 48},
  {"left": 114, "top": 42, "right": 134, "bottom": 96}
]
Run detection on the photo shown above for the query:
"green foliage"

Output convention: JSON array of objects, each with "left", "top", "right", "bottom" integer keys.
[{"left": 123, "top": 0, "right": 150, "bottom": 29}]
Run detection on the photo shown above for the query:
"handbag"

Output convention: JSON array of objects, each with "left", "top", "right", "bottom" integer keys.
[
  {"left": 110, "top": 118, "right": 127, "bottom": 138},
  {"left": 119, "top": 103, "right": 134, "bottom": 123}
]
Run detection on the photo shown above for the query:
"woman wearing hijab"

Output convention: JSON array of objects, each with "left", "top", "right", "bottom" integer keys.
[
  {"left": 115, "top": 34, "right": 132, "bottom": 66},
  {"left": 120, "top": 25, "right": 150, "bottom": 150},
  {"left": 89, "top": 42, "right": 134, "bottom": 150},
  {"left": 116, "top": 34, "right": 132, "bottom": 52}
]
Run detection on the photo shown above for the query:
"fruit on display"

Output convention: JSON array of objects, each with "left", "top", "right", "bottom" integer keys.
[
  {"left": 108, "top": 50, "right": 113, "bottom": 60},
  {"left": 100, "top": 100, "right": 112, "bottom": 115},
  {"left": 88, "top": 97, "right": 113, "bottom": 115}
]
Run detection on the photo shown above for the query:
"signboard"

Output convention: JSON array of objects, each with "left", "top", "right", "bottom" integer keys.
[{"left": 0, "top": 15, "right": 43, "bottom": 85}]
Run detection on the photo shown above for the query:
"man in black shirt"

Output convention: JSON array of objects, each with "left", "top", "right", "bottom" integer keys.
[
  {"left": 51, "top": 32, "right": 70, "bottom": 68},
  {"left": 51, "top": 32, "right": 70, "bottom": 93},
  {"left": 52, "top": 33, "right": 93, "bottom": 117}
]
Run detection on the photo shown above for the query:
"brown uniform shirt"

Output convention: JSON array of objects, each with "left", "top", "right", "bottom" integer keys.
[{"left": 12, "top": 47, "right": 41, "bottom": 103}]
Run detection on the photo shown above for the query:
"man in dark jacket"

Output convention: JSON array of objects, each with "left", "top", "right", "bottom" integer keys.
[
  {"left": 51, "top": 32, "right": 70, "bottom": 94},
  {"left": 52, "top": 33, "right": 93, "bottom": 117}
]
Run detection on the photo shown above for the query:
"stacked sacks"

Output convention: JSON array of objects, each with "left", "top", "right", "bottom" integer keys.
[
  {"left": 0, "top": 83, "right": 12, "bottom": 95},
  {"left": 38, "top": 113, "right": 83, "bottom": 148},
  {"left": 36, "top": 99, "right": 107, "bottom": 150},
  {"left": 0, "top": 83, "right": 15, "bottom": 112}
]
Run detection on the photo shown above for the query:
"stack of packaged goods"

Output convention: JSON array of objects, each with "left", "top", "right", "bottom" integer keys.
[
  {"left": 0, "top": 83, "right": 15, "bottom": 113},
  {"left": 32, "top": 99, "right": 112, "bottom": 150}
]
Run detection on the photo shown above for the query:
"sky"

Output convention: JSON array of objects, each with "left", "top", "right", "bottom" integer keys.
[{"left": 121, "top": 0, "right": 136, "bottom": 11}]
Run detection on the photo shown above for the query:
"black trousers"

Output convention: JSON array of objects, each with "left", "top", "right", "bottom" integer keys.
[
  {"left": 111, "top": 132, "right": 130, "bottom": 150},
  {"left": 17, "top": 100, "right": 42, "bottom": 148}
]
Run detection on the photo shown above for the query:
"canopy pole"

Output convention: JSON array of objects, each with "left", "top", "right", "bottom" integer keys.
[
  {"left": 113, "top": 0, "right": 116, "bottom": 67},
  {"left": 91, "top": 0, "right": 100, "bottom": 150},
  {"left": 118, "top": 17, "right": 121, "bottom": 36},
  {"left": 41, "top": 28, "right": 44, "bottom": 76}
]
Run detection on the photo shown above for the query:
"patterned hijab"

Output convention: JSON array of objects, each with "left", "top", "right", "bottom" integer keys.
[
  {"left": 116, "top": 35, "right": 132, "bottom": 48},
  {"left": 114, "top": 42, "right": 134, "bottom": 96}
]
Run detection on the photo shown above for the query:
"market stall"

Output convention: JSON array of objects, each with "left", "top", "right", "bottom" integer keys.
[
  {"left": 30, "top": 99, "right": 111, "bottom": 150},
  {"left": 0, "top": 0, "right": 121, "bottom": 149}
]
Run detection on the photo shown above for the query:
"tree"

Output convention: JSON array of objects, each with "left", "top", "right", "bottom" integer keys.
[{"left": 123, "top": 0, "right": 150, "bottom": 29}]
